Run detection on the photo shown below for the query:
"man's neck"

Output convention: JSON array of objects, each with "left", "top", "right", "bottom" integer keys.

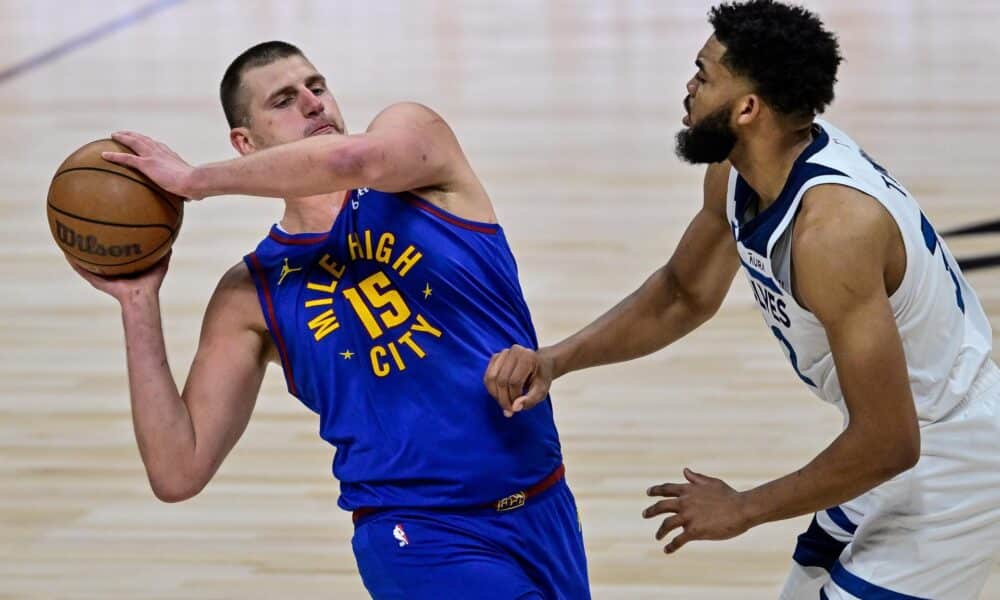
[
  {"left": 728, "top": 123, "right": 814, "bottom": 212},
  {"left": 279, "top": 191, "right": 347, "bottom": 234}
]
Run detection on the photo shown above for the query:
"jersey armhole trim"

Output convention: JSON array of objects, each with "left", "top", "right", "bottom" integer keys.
[
  {"left": 401, "top": 191, "right": 500, "bottom": 235},
  {"left": 789, "top": 177, "right": 917, "bottom": 309},
  {"left": 244, "top": 252, "right": 299, "bottom": 397}
]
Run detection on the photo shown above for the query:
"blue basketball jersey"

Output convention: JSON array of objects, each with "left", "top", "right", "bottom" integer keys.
[{"left": 244, "top": 189, "right": 562, "bottom": 511}]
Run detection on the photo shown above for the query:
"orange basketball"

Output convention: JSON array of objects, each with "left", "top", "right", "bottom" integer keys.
[{"left": 47, "top": 139, "right": 184, "bottom": 276}]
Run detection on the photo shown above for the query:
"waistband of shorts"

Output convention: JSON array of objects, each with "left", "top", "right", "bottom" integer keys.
[{"left": 351, "top": 463, "right": 566, "bottom": 526}]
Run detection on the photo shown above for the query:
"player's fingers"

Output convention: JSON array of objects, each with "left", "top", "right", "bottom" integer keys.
[
  {"left": 683, "top": 468, "right": 716, "bottom": 485},
  {"left": 483, "top": 352, "right": 500, "bottom": 390},
  {"left": 655, "top": 514, "right": 686, "bottom": 541},
  {"left": 495, "top": 352, "right": 526, "bottom": 416},
  {"left": 505, "top": 354, "right": 535, "bottom": 408},
  {"left": 154, "top": 139, "right": 182, "bottom": 159},
  {"left": 483, "top": 350, "right": 514, "bottom": 415},
  {"left": 512, "top": 373, "right": 548, "bottom": 413},
  {"left": 118, "top": 130, "right": 153, "bottom": 144},
  {"left": 68, "top": 261, "right": 101, "bottom": 283},
  {"left": 483, "top": 351, "right": 504, "bottom": 395},
  {"left": 647, "top": 482, "right": 687, "bottom": 498},
  {"left": 68, "top": 262, "right": 124, "bottom": 295},
  {"left": 110, "top": 131, "right": 147, "bottom": 152},
  {"left": 642, "top": 498, "right": 680, "bottom": 519},
  {"left": 664, "top": 530, "right": 694, "bottom": 554},
  {"left": 101, "top": 152, "right": 141, "bottom": 168}
]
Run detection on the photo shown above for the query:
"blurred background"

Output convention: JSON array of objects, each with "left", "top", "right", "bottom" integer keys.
[{"left": 2, "top": 1, "right": 998, "bottom": 598}]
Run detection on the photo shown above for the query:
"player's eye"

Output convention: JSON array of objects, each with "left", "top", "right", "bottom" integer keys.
[
  {"left": 274, "top": 97, "right": 293, "bottom": 108},
  {"left": 695, "top": 74, "right": 706, "bottom": 84},
  {"left": 311, "top": 87, "right": 325, "bottom": 96}
]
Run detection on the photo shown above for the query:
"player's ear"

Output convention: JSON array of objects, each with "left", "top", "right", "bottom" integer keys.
[
  {"left": 734, "top": 94, "right": 760, "bottom": 127},
  {"left": 230, "top": 127, "right": 257, "bottom": 156}
]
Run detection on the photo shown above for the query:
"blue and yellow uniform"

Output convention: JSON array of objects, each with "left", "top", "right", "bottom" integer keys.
[{"left": 245, "top": 189, "right": 589, "bottom": 599}]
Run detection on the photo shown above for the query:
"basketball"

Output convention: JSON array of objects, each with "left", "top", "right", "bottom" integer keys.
[{"left": 46, "top": 139, "right": 184, "bottom": 276}]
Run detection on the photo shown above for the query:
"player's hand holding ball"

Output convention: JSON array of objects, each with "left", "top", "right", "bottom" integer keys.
[
  {"left": 102, "top": 131, "right": 199, "bottom": 200},
  {"left": 47, "top": 138, "right": 184, "bottom": 277},
  {"left": 71, "top": 251, "right": 171, "bottom": 306}
]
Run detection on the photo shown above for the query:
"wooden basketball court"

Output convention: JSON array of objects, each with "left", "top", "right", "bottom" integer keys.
[{"left": 3, "top": 1, "right": 998, "bottom": 597}]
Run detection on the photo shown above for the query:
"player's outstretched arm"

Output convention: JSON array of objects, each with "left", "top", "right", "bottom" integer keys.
[
  {"left": 484, "top": 162, "right": 739, "bottom": 415},
  {"left": 103, "top": 103, "right": 469, "bottom": 202},
  {"left": 75, "top": 260, "right": 270, "bottom": 501},
  {"left": 643, "top": 185, "right": 919, "bottom": 554}
]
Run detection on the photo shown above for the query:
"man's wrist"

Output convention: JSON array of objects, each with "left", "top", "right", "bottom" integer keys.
[
  {"left": 119, "top": 286, "right": 160, "bottom": 310},
  {"left": 738, "top": 488, "right": 770, "bottom": 529},
  {"left": 183, "top": 165, "right": 210, "bottom": 200},
  {"left": 543, "top": 343, "right": 572, "bottom": 380}
]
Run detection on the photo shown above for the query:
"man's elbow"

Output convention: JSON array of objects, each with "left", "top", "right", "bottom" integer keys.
[
  {"left": 689, "top": 294, "right": 725, "bottom": 323},
  {"left": 662, "top": 268, "right": 722, "bottom": 325},
  {"left": 149, "top": 475, "right": 206, "bottom": 504},
  {"left": 880, "top": 429, "right": 921, "bottom": 478},
  {"left": 328, "top": 138, "right": 386, "bottom": 187}
]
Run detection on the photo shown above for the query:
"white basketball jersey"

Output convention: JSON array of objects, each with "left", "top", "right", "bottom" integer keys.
[{"left": 726, "top": 118, "right": 992, "bottom": 424}]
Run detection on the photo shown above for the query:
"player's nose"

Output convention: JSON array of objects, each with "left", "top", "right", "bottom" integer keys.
[{"left": 300, "top": 87, "right": 325, "bottom": 117}]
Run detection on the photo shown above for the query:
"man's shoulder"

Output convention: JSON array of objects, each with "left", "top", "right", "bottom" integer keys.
[
  {"left": 218, "top": 260, "right": 256, "bottom": 290},
  {"left": 797, "top": 183, "right": 889, "bottom": 242},
  {"left": 367, "top": 102, "right": 448, "bottom": 131},
  {"left": 702, "top": 160, "right": 733, "bottom": 214},
  {"left": 208, "top": 261, "right": 269, "bottom": 334},
  {"left": 792, "top": 185, "right": 898, "bottom": 304},
  {"left": 704, "top": 161, "right": 732, "bottom": 191}
]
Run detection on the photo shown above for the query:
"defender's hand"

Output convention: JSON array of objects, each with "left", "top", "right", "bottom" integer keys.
[
  {"left": 70, "top": 252, "right": 171, "bottom": 305},
  {"left": 483, "top": 344, "right": 554, "bottom": 417},
  {"left": 102, "top": 131, "right": 199, "bottom": 200},
  {"left": 643, "top": 468, "right": 751, "bottom": 554}
]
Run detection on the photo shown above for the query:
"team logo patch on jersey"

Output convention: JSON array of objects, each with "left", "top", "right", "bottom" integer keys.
[
  {"left": 277, "top": 258, "right": 303, "bottom": 285},
  {"left": 393, "top": 523, "right": 410, "bottom": 547}
]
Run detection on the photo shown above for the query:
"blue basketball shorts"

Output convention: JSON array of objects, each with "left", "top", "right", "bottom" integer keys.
[{"left": 351, "top": 478, "right": 590, "bottom": 599}]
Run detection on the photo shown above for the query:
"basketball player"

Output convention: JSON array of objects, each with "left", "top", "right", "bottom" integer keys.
[
  {"left": 76, "top": 41, "right": 590, "bottom": 599},
  {"left": 483, "top": 1, "right": 1000, "bottom": 597}
]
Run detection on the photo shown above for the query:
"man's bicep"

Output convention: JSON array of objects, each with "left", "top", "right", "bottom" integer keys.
[
  {"left": 812, "top": 283, "right": 919, "bottom": 473},
  {"left": 665, "top": 163, "right": 739, "bottom": 314},
  {"left": 793, "top": 202, "right": 916, "bottom": 432},
  {"left": 181, "top": 267, "right": 271, "bottom": 483},
  {"left": 666, "top": 209, "right": 739, "bottom": 308}
]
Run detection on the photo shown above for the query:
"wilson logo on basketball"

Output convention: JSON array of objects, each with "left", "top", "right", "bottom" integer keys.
[{"left": 55, "top": 220, "right": 142, "bottom": 258}]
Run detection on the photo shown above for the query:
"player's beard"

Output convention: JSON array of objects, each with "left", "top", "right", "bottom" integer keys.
[{"left": 675, "top": 102, "right": 737, "bottom": 164}]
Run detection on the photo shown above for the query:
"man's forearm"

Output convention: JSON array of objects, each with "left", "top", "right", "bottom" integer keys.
[
  {"left": 188, "top": 134, "right": 368, "bottom": 200},
  {"left": 741, "top": 426, "right": 915, "bottom": 528},
  {"left": 119, "top": 291, "right": 199, "bottom": 497},
  {"left": 549, "top": 266, "right": 714, "bottom": 378}
]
